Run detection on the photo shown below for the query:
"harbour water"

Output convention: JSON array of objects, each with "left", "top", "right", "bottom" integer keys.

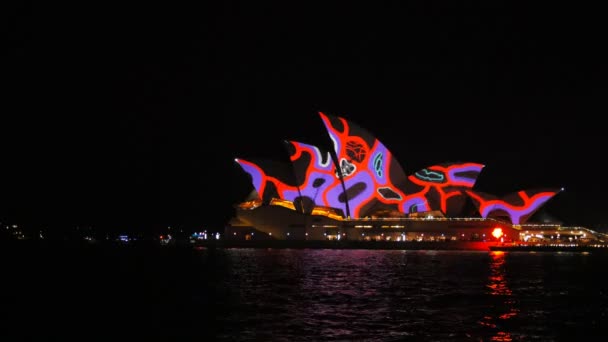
[{"left": 2, "top": 241, "right": 607, "bottom": 341}]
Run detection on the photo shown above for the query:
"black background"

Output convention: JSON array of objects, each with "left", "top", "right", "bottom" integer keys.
[{"left": 4, "top": 2, "right": 607, "bottom": 234}]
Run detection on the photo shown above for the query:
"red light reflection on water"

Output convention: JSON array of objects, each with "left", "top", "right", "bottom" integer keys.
[
  {"left": 487, "top": 252, "right": 512, "bottom": 296},
  {"left": 478, "top": 251, "right": 519, "bottom": 341}
]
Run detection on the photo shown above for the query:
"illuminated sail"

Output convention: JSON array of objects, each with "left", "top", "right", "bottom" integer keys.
[
  {"left": 466, "top": 188, "right": 562, "bottom": 224},
  {"left": 318, "top": 112, "right": 409, "bottom": 218},
  {"left": 407, "top": 162, "right": 484, "bottom": 216},
  {"left": 283, "top": 140, "right": 347, "bottom": 216},
  {"left": 234, "top": 158, "right": 300, "bottom": 203}
]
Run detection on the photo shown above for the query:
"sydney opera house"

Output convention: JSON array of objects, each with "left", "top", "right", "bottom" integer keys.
[{"left": 226, "top": 112, "right": 605, "bottom": 245}]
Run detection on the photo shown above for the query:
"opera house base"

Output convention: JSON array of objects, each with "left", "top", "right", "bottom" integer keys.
[
  {"left": 224, "top": 203, "right": 608, "bottom": 251},
  {"left": 489, "top": 244, "right": 608, "bottom": 253},
  {"left": 223, "top": 205, "right": 521, "bottom": 250},
  {"left": 197, "top": 239, "right": 500, "bottom": 251}
]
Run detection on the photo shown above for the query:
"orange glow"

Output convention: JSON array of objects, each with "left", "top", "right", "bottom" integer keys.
[
  {"left": 492, "top": 227, "right": 504, "bottom": 239},
  {"left": 269, "top": 198, "right": 296, "bottom": 211},
  {"left": 311, "top": 206, "right": 344, "bottom": 220},
  {"left": 238, "top": 199, "right": 262, "bottom": 210}
]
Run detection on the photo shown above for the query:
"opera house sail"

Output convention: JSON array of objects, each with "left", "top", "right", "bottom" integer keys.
[
  {"left": 466, "top": 188, "right": 563, "bottom": 225},
  {"left": 318, "top": 112, "right": 410, "bottom": 218},
  {"left": 406, "top": 162, "right": 484, "bottom": 216}
]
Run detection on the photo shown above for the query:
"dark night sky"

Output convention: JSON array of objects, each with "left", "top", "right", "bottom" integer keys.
[{"left": 4, "top": 2, "right": 607, "bottom": 232}]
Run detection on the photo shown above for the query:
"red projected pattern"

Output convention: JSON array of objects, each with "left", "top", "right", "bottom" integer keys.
[
  {"left": 234, "top": 158, "right": 301, "bottom": 203},
  {"left": 235, "top": 113, "right": 563, "bottom": 223},
  {"left": 319, "top": 112, "right": 408, "bottom": 218},
  {"left": 408, "top": 163, "right": 484, "bottom": 215},
  {"left": 285, "top": 141, "right": 348, "bottom": 215},
  {"left": 466, "top": 189, "right": 562, "bottom": 224}
]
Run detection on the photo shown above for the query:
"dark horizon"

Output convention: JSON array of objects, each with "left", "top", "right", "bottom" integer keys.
[{"left": 4, "top": 2, "right": 607, "bottom": 233}]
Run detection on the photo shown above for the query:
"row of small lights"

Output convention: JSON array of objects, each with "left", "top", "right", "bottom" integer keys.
[{"left": 231, "top": 231, "right": 501, "bottom": 239}]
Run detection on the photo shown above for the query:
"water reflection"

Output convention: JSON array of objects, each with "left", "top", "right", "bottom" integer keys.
[
  {"left": 479, "top": 251, "right": 519, "bottom": 341},
  {"left": 297, "top": 250, "right": 404, "bottom": 339},
  {"left": 202, "top": 249, "right": 606, "bottom": 341}
]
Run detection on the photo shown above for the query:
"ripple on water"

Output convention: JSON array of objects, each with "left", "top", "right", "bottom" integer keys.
[{"left": 205, "top": 249, "right": 608, "bottom": 341}]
